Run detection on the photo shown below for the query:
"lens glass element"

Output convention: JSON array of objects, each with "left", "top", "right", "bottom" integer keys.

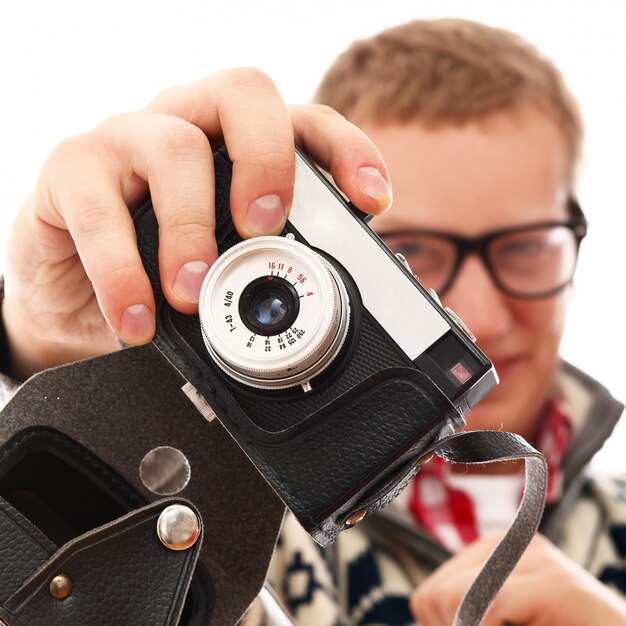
[
  {"left": 254, "top": 292, "right": 287, "bottom": 327},
  {"left": 239, "top": 275, "right": 300, "bottom": 336}
]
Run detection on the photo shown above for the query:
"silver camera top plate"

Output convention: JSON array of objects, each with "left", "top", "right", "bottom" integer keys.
[{"left": 289, "top": 153, "right": 449, "bottom": 362}]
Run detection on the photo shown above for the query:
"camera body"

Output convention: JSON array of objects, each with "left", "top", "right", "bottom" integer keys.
[{"left": 134, "top": 147, "right": 497, "bottom": 545}]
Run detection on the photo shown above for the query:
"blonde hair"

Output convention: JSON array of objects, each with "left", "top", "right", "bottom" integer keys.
[{"left": 315, "top": 19, "right": 583, "bottom": 169}]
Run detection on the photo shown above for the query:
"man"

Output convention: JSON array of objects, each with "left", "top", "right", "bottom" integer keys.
[
  {"left": 1, "top": 19, "right": 625, "bottom": 626},
  {"left": 254, "top": 19, "right": 626, "bottom": 626}
]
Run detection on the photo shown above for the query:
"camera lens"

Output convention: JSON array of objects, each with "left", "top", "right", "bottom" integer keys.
[
  {"left": 199, "top": 235, "right": 350, "bottom": 390},
  {"left": 239, "top": 276, "right": 300, "bottom": 336},
  {"left": 254, "top": 292, "right": 286, "bottom": 326}
]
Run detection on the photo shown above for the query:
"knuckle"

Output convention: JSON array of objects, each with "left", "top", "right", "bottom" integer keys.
[
  {"left": 88, "top": 114, "right": 137, "bottom": 159},
  {"left": 97, "top": 265, "right": 148, "bottom": 307},
  {"left": 412, "top": 590, "right": 437, "bottom": 621},
  {"left": 74, "top": 198, "right": 120, "bottom": 236},
  {"left": 226, "top": 66, "right": 276, "bottom": 95},
  {"left": 144, "top": 85, "right": 184, "bottom": 112},
  {"left": 155, "top": 121, "right": 209, "bottom": 163},
  {"left": 85, "top": 250, "right": 143, "bottom": 298},
  {"left": 166, "top": 229, "right": 214, "bottom": 261},
  {"left": 309, "top": 102, "right": 346, "bottom": 122},
  {"left": 46, "top": 134, "right": 93, "bottom": 166},
  {"left": 294, "top": 103, "right": 349, "bottom": 131},
  {"left": 95, "top": 111, "right": 135, "bottom": 132},
  {"left": 100, "top": 260, "right": 138, "bottom": 285},
  {"left": 165, "top": 211, "right": 214, "bottom": 238},
  {"left": 239, "top": 143, "right": 293, "bottom": 176}
]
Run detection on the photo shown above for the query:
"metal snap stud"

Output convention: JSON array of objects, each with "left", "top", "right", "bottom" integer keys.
[
  {"left": 157, "top": 504, "right": 200, "bottom": 551},
  {"left": 49, "top": 574, "right": 73, "bottom": 600},
  {"left": 344, "top": 509, "right": 366, "bottom": 528}
]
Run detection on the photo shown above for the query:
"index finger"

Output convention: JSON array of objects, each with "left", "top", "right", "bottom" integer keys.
[{"left": 145, "top": 68, "right": 294, "bottom": 239}]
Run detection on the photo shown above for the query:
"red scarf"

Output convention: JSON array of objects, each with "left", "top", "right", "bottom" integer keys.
[{"left": 410, "top": 398, "right": 573, "bottom": 550}]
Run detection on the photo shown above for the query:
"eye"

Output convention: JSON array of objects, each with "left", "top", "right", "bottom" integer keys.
[
  {"left": 499, "top": 238, "right": 547, "bottom": 256},
  {"left": 395, "top": 242, "right": 429, "bottom": 257},
  {"left": 491, "top": 227, "right": 575, "bottom": 277},
  {"left": 489, "top": 225, "right": 580, "bottom": 295},
  {"left": 497, "top": 228, "right": 568, "bottom": 259}
]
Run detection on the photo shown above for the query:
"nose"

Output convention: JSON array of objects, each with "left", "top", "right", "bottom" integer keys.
[{"left": 441, "top": 256, "right": 514, "bottom": 345}]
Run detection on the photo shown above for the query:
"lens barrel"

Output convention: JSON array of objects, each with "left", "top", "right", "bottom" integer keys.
[{"left": 198, "top": 236, "right": 350, "bottom": 390}]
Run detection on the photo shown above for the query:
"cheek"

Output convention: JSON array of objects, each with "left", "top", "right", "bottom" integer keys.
[
  {"left": 491, "top": 296, "right": 569, "bottom": 437},
  {"left": 514, "top": 294, "right": 568, "bottom": 364}
]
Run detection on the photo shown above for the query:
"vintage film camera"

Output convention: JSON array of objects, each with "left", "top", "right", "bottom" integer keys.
[
  {"left": 0, "top": 147, "right": 545, "bottom": 626},
  {"left": 135, "top": 146, "right": 498, "bottom": 544}
]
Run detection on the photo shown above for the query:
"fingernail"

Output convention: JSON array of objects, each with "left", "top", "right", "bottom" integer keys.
[
  {"left": 121, "top": 304, "right": 155, "bottom": 339},
  {"left": 246, "top": 194, "right": 285, "bottom": 235},
  {"left": 357, "top": 167, "right": 392, "bottom": 211},
  {"left": 173, "top": 260, "right": 210, "bottom": 304}
]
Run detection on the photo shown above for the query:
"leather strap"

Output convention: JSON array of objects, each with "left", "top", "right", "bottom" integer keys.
[{"left": 427, "top": 431, "right": 547, "bottom": 625}]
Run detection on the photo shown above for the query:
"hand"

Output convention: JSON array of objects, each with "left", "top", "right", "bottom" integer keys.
[
  {"left": 410, "top": 532, "right": 626, "bottom": 626},
  {"left": 1, "top": 68, "right": 392, "bottom": 379}
]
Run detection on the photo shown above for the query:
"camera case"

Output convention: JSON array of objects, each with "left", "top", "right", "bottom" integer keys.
[{"left": 0, "top": 340, "right": 285, "bottom": 626}]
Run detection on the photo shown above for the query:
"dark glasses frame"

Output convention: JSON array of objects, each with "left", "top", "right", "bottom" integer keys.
[{"left": 378, "top": 198, "right": 588, "bottom": 299}]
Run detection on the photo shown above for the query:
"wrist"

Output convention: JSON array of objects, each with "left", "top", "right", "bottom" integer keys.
[{"left": 1, "top": 289, "right": 60, "bottom": 380}]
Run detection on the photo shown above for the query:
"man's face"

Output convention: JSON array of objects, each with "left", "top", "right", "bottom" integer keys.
[{"left": 359, "top": 108, "right": 572, "bottom": 441}]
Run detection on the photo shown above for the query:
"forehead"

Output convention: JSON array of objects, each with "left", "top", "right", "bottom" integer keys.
[{"left": 360, "top": 108, "right": 571, "bottom": 235}]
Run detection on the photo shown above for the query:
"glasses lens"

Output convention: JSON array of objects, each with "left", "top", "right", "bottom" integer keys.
[
  {"left": 380, "top": 233, "right": 456, "bottom": 291},
  {"left": 489, "top": 226, "right": 579, "bottom": 296}
]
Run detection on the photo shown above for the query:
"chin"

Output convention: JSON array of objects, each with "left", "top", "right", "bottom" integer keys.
[
  {"left": 465, "top": 403, "right": 510, "bottom": 433},
  {"left": 467, "top": 367, "right": 552, "bottom": 440},
  {"left": 465, "top": 369, "right": 522, "bottom": 430}
]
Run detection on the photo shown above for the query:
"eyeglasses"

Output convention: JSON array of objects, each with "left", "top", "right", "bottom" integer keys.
[{"left": 378, "top": 199, "right": 587, "bottom": 299}]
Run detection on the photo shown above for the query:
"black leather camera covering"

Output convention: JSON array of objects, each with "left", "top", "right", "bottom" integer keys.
[{"left": 134, "top": 148, "right": 462, "bottom": 545}]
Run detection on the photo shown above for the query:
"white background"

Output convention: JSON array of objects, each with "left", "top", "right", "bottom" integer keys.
[{"left": 0, "top": 1, "right": 624, "bottom": 471}]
